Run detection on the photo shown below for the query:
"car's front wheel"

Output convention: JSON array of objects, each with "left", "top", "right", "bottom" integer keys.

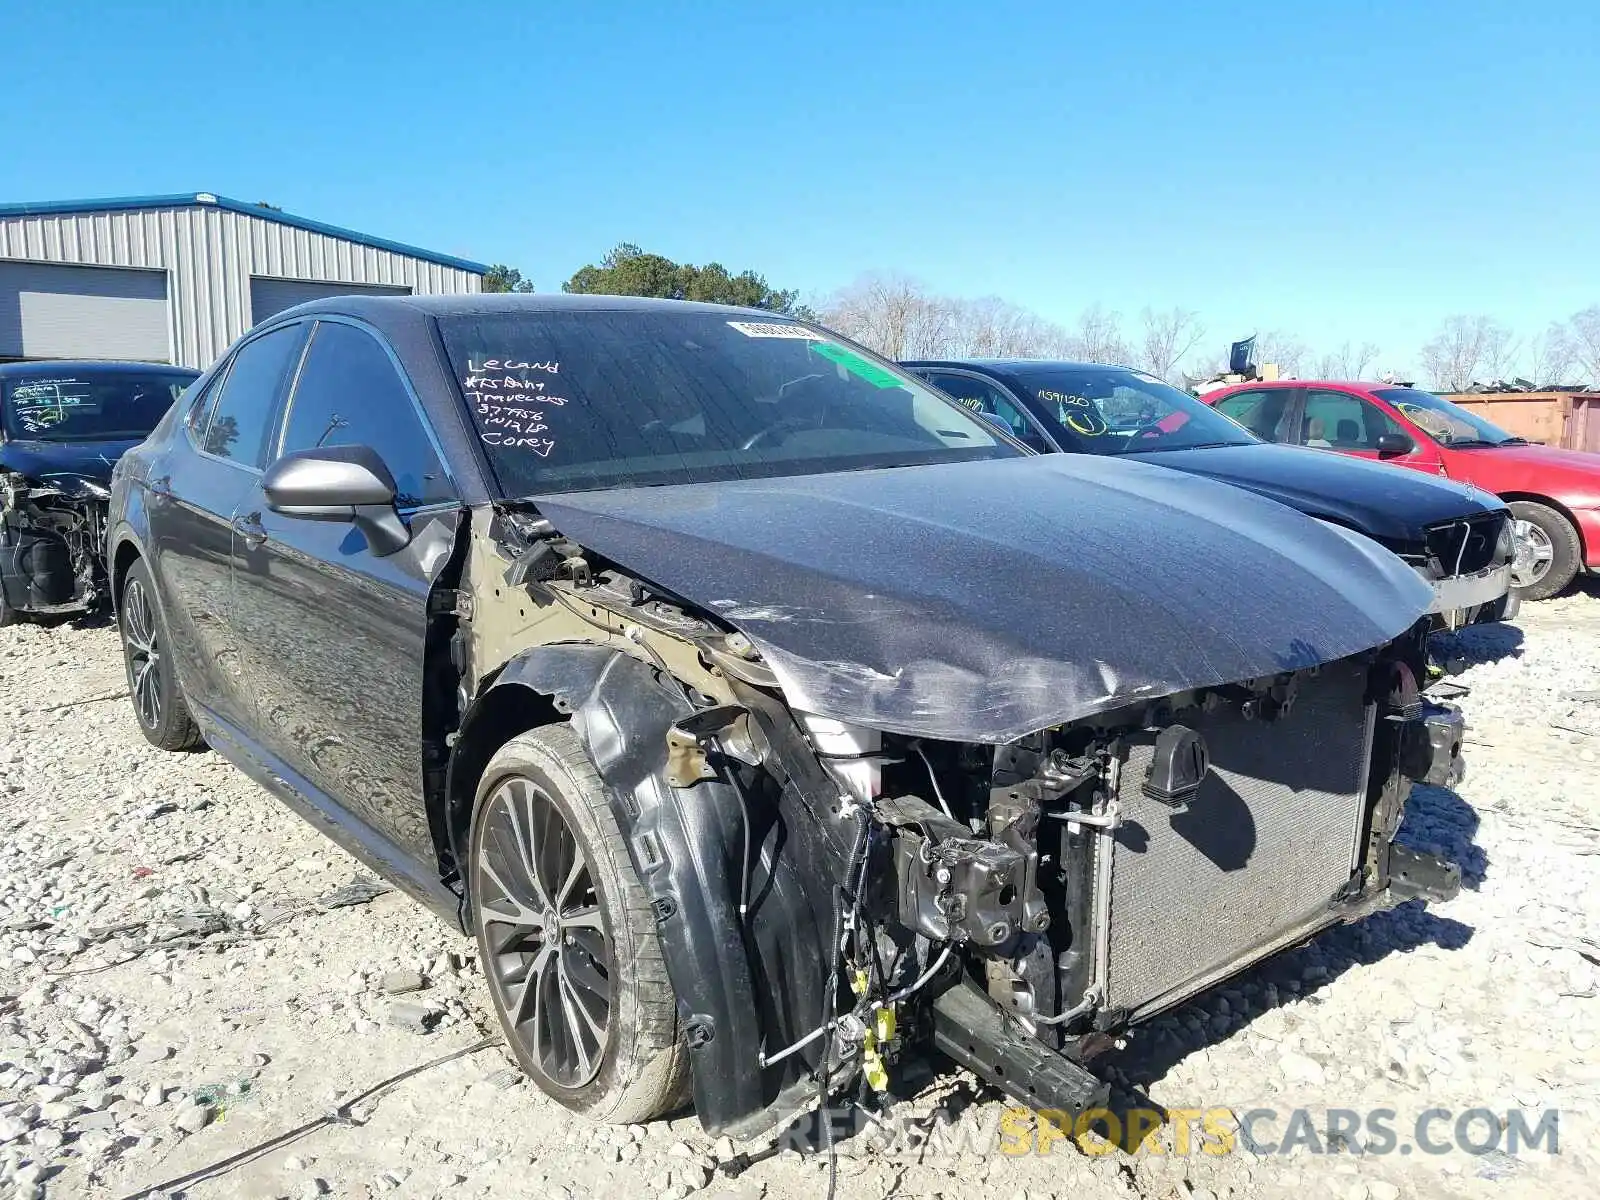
[
  {"left": 119, "top": 559, "right": 205, "bottom": 751},
  {"left": 1508, "top": 500, "right": 1581, "bottom": 601},
  {"left": 469, "top": 725, "right": 688, "bottom": 1123}
]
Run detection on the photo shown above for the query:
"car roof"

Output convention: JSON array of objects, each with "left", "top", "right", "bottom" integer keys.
[
  {"left": 0, "top": 360, "right": 199, "bottom": 376},
  {"left": 1213, "top": 379, "right": 1401, "bottom": 391},
  {"left": 270, "top": 291, "right": 786, "bottom": 326},
  {"left": 903, "top": 358, "right": 1134, "bottom": 373}
]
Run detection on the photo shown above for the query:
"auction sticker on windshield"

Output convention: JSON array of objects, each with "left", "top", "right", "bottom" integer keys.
[{"left": 726, "top": 321, "right": 824, "bottom": 339}]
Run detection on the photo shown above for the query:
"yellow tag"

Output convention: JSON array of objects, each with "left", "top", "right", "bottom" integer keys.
[{"left": 874, "top": 1006, "right": 896, "bottom": 1043}]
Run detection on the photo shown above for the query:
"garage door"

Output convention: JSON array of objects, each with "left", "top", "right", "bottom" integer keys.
[
  {"left": 0, "top": 260, "right": 170, "bottom": 361},
  {"left": 250, "top": 277, "right": 411, "bottom": 323}
]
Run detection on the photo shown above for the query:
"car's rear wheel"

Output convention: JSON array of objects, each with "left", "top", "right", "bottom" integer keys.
[
  {"left": 468, "top": 725, "right": 688, "bottom": 1123},
  {"left": 119, "top": 560, "right": 205, "bottom": 751},
  {"left": 1508, "top": 500, "right": 1581, "bottom": 601}
]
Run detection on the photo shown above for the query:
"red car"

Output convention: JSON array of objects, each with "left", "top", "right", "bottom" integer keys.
[{"left": 1202, "top": 380, "right": 1600, "bottom": 600}]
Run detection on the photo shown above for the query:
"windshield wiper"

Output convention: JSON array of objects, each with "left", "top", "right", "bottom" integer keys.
[
  {"left": 1446, "top": 438, "right": 1499, "bottom": 449},
  {"left": 1497, "top": 436, "right": 1528, "bottom": 445},
  {"left": 1132, "top": 440, "right": 1251, "bottom": 453}
]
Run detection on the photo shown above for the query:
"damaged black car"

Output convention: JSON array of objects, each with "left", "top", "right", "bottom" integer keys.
[
  {"left": 107, "top": 296, "right": 1464, "bottom": 1139},
  {"left": 0, "top": 360, "right": 198, "bottom": 624}
]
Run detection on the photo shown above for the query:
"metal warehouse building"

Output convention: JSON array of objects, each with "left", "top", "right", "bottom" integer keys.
[{"left": 0, "top": 192, "right": 486, "bottom": 369}]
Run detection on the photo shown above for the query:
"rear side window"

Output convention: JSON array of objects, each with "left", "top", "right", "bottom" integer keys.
[
  {"left": 1214, "top": 389, "right": 1291, "bottom": 441},
  {"left": 202, "top": 326, "right": 304, "bottom": 467},
  {"left": 184, "top": 370, "right": 226, "bottom": 438},
  {"left": 277, "top": 322, "right": 453, "bottom": 508}
]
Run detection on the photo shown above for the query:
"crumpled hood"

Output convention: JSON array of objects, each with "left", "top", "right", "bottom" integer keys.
[
  {"left": 535, "top": 455, "right": 1433, "bottom": 742},
  {"left": 1122, "top": 443, "right": 1504, "bottom": 546},
  {"left": 0, "top": 437, "right": 139, "bottom": 487}
]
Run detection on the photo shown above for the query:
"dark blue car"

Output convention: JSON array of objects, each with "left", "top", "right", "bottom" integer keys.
[
  {"left": 903, "top": 358, "right": 1518, "bottom": 629},
  {"left": 0, "top": 360, "right": 197, "bottom": 623}
]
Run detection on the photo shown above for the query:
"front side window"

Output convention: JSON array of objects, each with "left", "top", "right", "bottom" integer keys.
[
  {"left": 1302, "top": 389, "right": 1404, "bottom": 450},
  {"left": 923, "top": 372, "right": 1051, "bottom": 451},
  {"left": 1008, "top": 366, "right": 1259, "bottom": 455},
  {"left": 277, "top": 322, "right": 453, "bottom": 507},
  {"left": 203, "top": 326, "right": 305, "bottom": 466},
  {"left": 1214, "top": 389, "right": 1292, "bottom": 442},
  {"left": 436, "top": 311, "right": 1016, "bottom": 497},
  {"left": 2, "top": 370, "right": 196, "bottom": 442},
  {"left": 1372, "top": 387, "right": 1523, "bottom": 447}
]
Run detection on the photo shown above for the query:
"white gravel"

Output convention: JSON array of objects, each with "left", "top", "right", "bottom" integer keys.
[{"left": 1, "top": 584, "right": 1597, "bottom": 1200}]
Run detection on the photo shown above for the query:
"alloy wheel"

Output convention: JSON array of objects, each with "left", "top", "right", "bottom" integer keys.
[
  {"left": 1510, "top": 519, "right": 1553, "bottom": 589},
  {"left": 477, "top": 775, "right": 612, "bottom": 1088},
  {"left": 122, "top": 578, "right": 163, "bottom": 730}
]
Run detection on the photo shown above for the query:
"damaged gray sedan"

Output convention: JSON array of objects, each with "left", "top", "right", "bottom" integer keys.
[{"left": 107, "top": 295, "right": 1464, "bottom": 1138}]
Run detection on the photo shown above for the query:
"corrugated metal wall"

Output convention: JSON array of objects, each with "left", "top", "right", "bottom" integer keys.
[{"left": 0, "top": 204, "right": 481, "bottom": 368}]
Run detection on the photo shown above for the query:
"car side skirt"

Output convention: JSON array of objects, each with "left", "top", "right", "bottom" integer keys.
[{"left": 192, "top": 702, "right": 462, "bottom": 925}]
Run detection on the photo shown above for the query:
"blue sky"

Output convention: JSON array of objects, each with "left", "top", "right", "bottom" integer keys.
[{"left": 5, "top": 0, "right": 1597, "bottom": 373}]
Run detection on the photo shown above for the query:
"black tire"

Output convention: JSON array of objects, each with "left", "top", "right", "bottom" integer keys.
[
  {"left": 0, "top": 590, "right": 17, "bottom": 628},
  {"left": 468, "top": 724, "right": 688, "bottom": 1123},
  {"left": 119, "top": 559, "right": 205, "bottom": 752},
  {"left": 1508, "top": 500, "right": 1581, "bottom": 602}
]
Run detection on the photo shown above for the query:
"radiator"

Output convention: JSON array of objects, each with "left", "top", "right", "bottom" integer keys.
[{"left": 1097, "top": 660, "right": 1375, "bottom": 1018}]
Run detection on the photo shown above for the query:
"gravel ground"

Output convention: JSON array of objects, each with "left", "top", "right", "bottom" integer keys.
[{"left": 2, "top": 584, "right": 1597, "bottom": 1200}]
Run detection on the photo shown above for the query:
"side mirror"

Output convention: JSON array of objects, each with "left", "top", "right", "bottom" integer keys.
[
  {"left": 262, "top": 445, "right": 410, "bottom": 556},
  {"left": 1375, "top": 432, "right": 1416, "bottom": 458}
]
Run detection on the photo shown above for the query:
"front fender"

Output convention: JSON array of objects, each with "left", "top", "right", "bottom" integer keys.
[{"left": 461, "top": 644, "right": 833, "bottom": 1135}]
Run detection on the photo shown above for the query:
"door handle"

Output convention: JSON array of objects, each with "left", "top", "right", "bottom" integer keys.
[
  {"left": 231, "top": 512, "right": 268, "bottom": 549},
  {"left": 148, "top": 474, "right": 172, "bottom": 498}
]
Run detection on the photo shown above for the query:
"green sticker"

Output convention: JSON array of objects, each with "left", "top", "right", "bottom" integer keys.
[{"left": 811, "top": 343, "right": 905, "bottom": 389}]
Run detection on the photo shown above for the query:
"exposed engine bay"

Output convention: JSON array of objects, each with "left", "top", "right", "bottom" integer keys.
[
  {"left": 450, "top": 501, "right": 1465, "bottom": 1137},
  {"left": 0, "top": 471, "right": 111, "bottom": 618}
]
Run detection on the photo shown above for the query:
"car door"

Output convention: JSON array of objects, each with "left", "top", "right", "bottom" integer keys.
[
  {"left": 1293, "top": 387, "right": 1445, "bottom": 474},
  {"left": 228, "top": 317, "right": 461, "bottom": 863},
  {"left": 916, "top": 370, "right": 1058, "bottom": 452},
  {"left": 144, "top": 322, "right": 307, "bottom": 731}
]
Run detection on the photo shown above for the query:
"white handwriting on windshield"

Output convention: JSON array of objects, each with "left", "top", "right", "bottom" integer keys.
[
  {"left": 468, "top": 358, "right": 558, "bottom": 374},
  {"left": 463, "top": 359, "right": 564, "bottom": 458},
  {"left": 481, "top": 431, "right": 557, "bottom": 455}
]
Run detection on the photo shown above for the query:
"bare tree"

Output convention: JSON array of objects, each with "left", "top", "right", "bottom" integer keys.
[
  {"left": 823, "top": 275, "right": 1078, "bottom": 361},
  {"left": 1418, "top": 315, "right": 1510, "bottom": 392},
  {"left": 1135, "top": 307, "right": 1205, "bottom": 381},
  {"left": 1250, "top": 329, "right": 1310, "bottom": 377},
  {"left": 1569, "top": 306, "right": 1600, "bottom": 385},
  {"left": 823, "top": 274, "right": 954, "bottom": 359},
  {"left": 1312, "top": 340, "right": 1382, "bottom": 379},
  {"left": 1480, "top": 326, "right": 1521, "bottom": 382},
  {"left": 1524, "top": 322, "right": 1576, "bottom": 386},
  {"left": 947, "top": 295, "right": 1068, "bottom": 358},
  {"left": 1065, "top": 304, "right": 1132, "bottom": 364}
]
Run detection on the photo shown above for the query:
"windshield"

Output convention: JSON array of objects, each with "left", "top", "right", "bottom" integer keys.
[
  {"left": 1013, "top": 365, "right": 1259, "bottom": 455},
  {"left": 437, "top": 310, "right": 1018, "bottom": 496},
  {"left": 1373, "top": 388, "right": 1523, "bottom": 447},
  {"left": 2, "top": 371, "right": 196, "bottom": 442}
]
